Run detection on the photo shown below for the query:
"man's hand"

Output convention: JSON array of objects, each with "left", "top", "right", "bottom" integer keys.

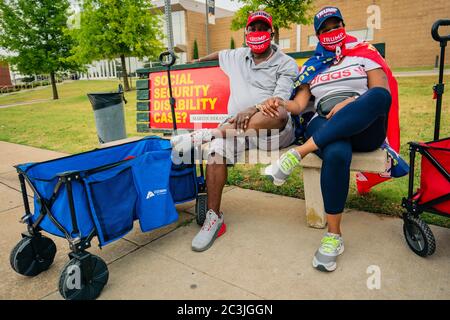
[
  {"left": 326, "top": 97, "right": 356, "bottom": 119},
  {"left": 228, "top": 107, "right": 258, "bottom": 133},
  {"left": 260, "top": 97, "right": 285, "bottom": 117}
]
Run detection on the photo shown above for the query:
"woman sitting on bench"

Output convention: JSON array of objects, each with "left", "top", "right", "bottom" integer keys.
[{"left": 262, "top": 6, "right": 396, "bottom": 272}]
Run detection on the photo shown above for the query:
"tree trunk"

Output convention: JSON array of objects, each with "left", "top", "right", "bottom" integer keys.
[
  {"left": 274, "top": 26, "right": 280, "bottom": 45},
  {"left": 50, "top": 71, "right": 59, "bottom": 100},
  {"left": 120, "top": 54, "right": 130, "bottom": 91}
]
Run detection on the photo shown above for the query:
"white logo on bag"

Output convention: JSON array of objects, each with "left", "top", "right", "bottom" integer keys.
[{"left": 146, "top": 189, "right": 167, "bottom": 199}]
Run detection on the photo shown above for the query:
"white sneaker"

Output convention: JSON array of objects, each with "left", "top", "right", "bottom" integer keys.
[
  {"left": 263, "top": 149, "right": 302, "bottom": 186},
  {"left": 191, "top": 209, "right": 226, "bottom": 252},
  {"left": 312, "top": 233, "right": 345, "bottom": 272},
  {"left": 171, "top": 129, "right": 213, "bottom": 154}
]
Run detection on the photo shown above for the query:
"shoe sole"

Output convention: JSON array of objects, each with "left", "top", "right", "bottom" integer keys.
[
  {"left": 191, "top": 222, "right": 226, "bottom": 252},
  {"left": 261, "top": 167, "right": 286, "bottom": 186},
  {"left": 312, "top": 245, "right": 345, "bottom": 272}
]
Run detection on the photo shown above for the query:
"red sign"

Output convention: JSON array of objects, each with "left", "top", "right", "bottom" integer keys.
[{"left": 149, "top": 66, "right": 230, "bottom": 129}]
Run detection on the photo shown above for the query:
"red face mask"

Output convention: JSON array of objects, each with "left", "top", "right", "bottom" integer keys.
[
  {"left": 246, "top": 31, "right": 271, "bottom": 54},
  {"left": 319, "top": 27, "right": 347, "bottom": 52}
]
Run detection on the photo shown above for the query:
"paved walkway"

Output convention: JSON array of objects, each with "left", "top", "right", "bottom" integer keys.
[
  {"left": 0, "top": 141, "right": 449, "bottom": 300},
  {"left": 0, "top": 99, "right": 52, "bottom": 109}
]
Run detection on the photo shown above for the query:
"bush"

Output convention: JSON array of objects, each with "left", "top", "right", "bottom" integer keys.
[
  {"left": 193, "top": 39, "right": 199, "bottom": 60},
  {"left": 230, "top": 37, "right": 235, "bottom": 49}
]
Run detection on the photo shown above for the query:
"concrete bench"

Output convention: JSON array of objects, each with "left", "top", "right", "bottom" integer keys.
[{"left": 300, "top": 149, "right": 388, "bottom": 228}]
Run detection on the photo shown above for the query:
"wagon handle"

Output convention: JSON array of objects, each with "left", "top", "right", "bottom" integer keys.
[
  {"left": 159, "top": 51, "right": 177, "bottom": 67},
  {"left": 432, "top": 20, "right": 450, "bottom": 44},
  {"left": 431, "top": 19, "right": 449, "bottom": 140},
  {"left": 159, "top": 51, "right": 178, "bottom": 132}
]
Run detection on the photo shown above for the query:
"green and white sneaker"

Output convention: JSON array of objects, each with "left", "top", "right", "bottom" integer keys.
[
  {"left": 312, "top": 233, "right": 345, "bottom": 272},
  {"left": 263, "top": 148, "right": 302, "bottom": 186}
]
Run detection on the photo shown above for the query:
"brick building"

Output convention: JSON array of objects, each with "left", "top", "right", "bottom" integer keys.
[{"left": 154, "top": 0, "right": 450, "bottom": 68}]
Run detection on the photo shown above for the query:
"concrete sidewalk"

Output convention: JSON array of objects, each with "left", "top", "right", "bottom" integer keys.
[{"left": 0, "top": 141, "right": 449, "bottom": 300}]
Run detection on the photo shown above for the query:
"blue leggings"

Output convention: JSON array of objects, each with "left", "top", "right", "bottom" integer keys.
[{"left": 304, "top": 87, "right": 392, "bottom": 214}]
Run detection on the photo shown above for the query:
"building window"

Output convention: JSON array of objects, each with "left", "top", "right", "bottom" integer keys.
[
  {"left": 279, "top": 38, "right": 291, "bottom": 49},
  {"left": 308, "top": 28, "right": 374, "bottom": 48}
]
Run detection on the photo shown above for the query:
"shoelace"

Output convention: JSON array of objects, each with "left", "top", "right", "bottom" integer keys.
[
  {"left": 321, "top": 236, "right": 340, "bottom": 254},
  {"left": 202, "top": 212, "right": 217, "bottom": 232},
  {"left": 279, "top": 152, "right": 300, "bottom": 173}
]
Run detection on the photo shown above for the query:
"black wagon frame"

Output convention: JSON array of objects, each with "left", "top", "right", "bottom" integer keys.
[{"left": 400, "top": 19, "right": 450, "bottom": 257}]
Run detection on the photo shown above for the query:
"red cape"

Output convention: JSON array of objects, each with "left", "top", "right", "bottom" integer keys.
[{"left": 345, "top": 42, "right": 400, "bottom": 194}]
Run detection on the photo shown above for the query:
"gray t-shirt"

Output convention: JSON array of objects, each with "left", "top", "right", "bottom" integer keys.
[{"left": 219, "top": 45, "right": 299, "bottom": 116}]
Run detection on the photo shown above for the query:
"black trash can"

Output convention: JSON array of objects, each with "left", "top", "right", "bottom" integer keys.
[{"left": 88, "top": 85, "right": 127, "bottom": 144}]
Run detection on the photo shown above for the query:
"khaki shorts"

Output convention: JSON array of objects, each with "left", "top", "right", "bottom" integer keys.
[{"left": 207, "top": 116, "right": 296, "bottom": 164}]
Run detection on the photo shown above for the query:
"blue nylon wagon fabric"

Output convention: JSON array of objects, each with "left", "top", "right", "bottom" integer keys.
[{"left": 17, "top": 136, "right": 190, "bottom": 246}]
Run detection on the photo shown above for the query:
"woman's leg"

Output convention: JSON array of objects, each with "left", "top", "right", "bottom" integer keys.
[
  {"left": 296, "top": 86, "right": 392, "bottom": 157},
  {"left": 318, "top": 140, "right": 353, "bottom": 220},
  {"left": 303, "top": 119, "right": 352, "bottom": 234},
  {"left": 311, "top": 139, "right": 352, "bottom": 272},
  {"left": 264, "top": 87, "right": 391, "bottom": 185}
]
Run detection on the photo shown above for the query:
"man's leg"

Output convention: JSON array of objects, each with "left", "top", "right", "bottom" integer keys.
[
  {"left": 206, "top": 154, "right": 227, "bottom": 214},
  {"left": 171, "top": 110, "right": 288, "bottom": 154},
  {"left": 218, "top": 108, "right": 289, "bottom": 137},
  {"left": 204, "top": 110, "right": 289, "bottom": 213},
  {"left": 192, "top": 110, "right": 289, "bottom": 252}
]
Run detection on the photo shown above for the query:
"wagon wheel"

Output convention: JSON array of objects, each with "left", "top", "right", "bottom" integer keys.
[
  {"left": 403, "top": 213, "right": 436, "bottom": 257},
  {"left": 195, "top": 193, "right": 208, "bottom": 226},
  {"left": 58, "top": 254, "right": 109, "bottom": 300},
  {"left": 10, "top": 235, "right": 57, "bottom": 277}
]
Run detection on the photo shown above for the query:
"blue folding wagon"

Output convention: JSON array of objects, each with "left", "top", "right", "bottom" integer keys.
[{"left": 10, "top": 136, "right": 202, "bottom": 300}]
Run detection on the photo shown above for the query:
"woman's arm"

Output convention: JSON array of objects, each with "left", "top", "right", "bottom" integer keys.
[
  {"left": 325, "top": 68, "right": 391, "bottom": 119},
  {"left": 367, "top": 68, "right": 390, "bottom": 92},
  {"left": 260, "top": 84, "right": 312, "bottom": 117}
]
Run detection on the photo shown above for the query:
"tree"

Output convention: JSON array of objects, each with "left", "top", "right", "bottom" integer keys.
[
  {"left": 231, "top": 0, "right": 314, "bottom": 45},
  {"left": 0, "top": 0, "right": 81, "bottom": 99},
  {"left": 193, "top": 39, "right": 199, "bottom": 60},
  {"left": 72, "top": 0, "right": 164, "bottom": 91},
  {"left": 230, "top": 37, "right": 235, "bottom": 49}
]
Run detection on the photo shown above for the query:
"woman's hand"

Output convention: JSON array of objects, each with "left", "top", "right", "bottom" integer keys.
[
  {"left": 260, "top": 97, "right": 285, "bottom": 117},
  {"left": 228, "top": 107, "right": 258, "bottom": 133},
  {"left": 326, "top": 97, "right": 356, "bottom": 119}
]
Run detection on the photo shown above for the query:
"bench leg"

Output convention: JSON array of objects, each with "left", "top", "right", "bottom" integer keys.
[{"left": 303, "top": 168, "right": 327, "bottom": 229}]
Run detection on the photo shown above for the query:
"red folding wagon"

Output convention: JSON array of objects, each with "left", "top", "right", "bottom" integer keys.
[{"left": 401, "top": 19, "right": 450, "bottom": 256}]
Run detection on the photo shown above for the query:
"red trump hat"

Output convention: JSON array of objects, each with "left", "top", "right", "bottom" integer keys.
[{"left": 246, "top": 11, "right": 273, "bottom": 29}]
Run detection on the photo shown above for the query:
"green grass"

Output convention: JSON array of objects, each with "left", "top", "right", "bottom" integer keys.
[
  {"left": 0, "top": 77, "right": 449, "bottom": 227},
  {"left": 0, "top": 79, "right": 145, "bottom": 154}
]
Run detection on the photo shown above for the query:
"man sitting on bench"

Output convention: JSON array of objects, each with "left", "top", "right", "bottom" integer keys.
[{"left": 171, "top": 10, "right": 298, "bottom": 252}]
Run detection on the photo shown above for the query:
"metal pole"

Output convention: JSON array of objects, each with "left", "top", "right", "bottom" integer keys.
[
  {"left": 434, "top": 43, "right": 446, "bottom": 140},
  {"left": 164, "top": 0, "right": 174, "bottom": 51},
  {"left": 205, "top": 0, "right": 209, "bottom": 54},
  {"left": 167, "top": 67, "right": 177, "bottom": 132}
]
